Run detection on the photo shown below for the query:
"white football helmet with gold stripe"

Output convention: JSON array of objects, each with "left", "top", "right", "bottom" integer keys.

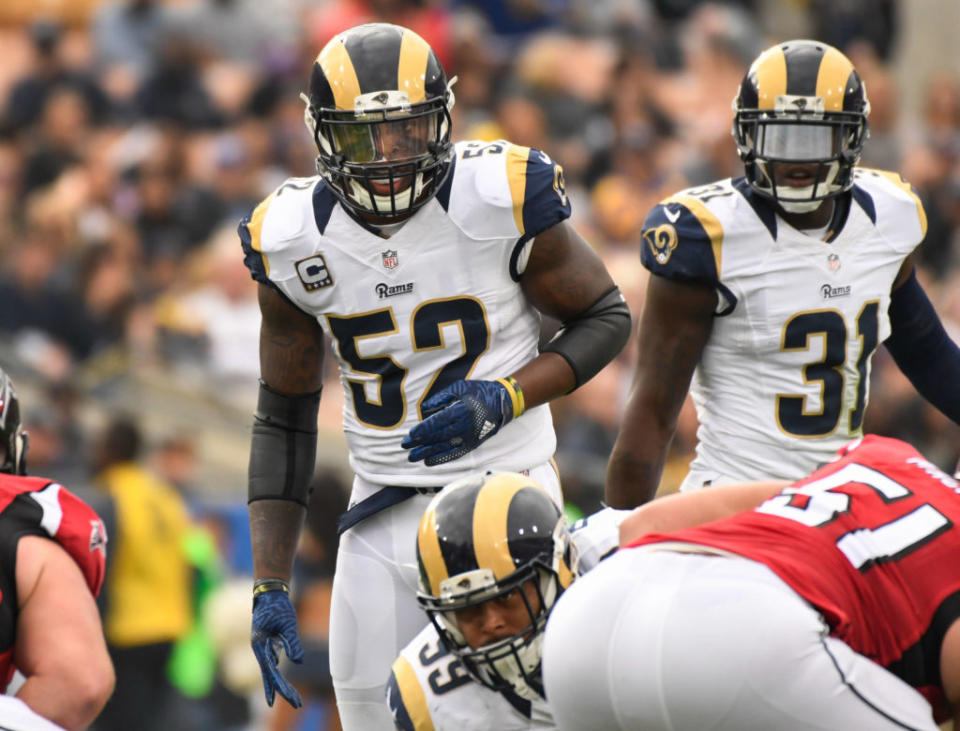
[
  {"left": 733, "top": 39, "right": 870, "bottom": 213},
  {"left": 416, "top": 471, "right": 577, "bottom": 700},
  {"left": 301, "top": 22, "right": 455, "bottom": 220}
]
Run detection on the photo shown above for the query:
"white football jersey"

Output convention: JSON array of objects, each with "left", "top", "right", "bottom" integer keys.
[
  {"left": 387, "top": 624, "right": 556, "bottom": 731},
  {"left": 240, "top": 140, "right": 571, "bottom": 486},
  {"left": 640, "top": 169, "right": 927, "bottom": 486}
]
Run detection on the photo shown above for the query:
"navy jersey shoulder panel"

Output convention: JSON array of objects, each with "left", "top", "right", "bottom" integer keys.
[
  {"left": 238, "top": 214, "right": 270, "bottom": 286},
  {"left": 715, "top": 281, "right": 738, "bottom": 317},
  {"left": 640, "top": 202, "right": 721, "bottom": 288},
  {"left": 386, "top": 669, "right": 415, "bottom": 731},
  {"left": 521, "top": 147, "right": 571, "bottom": 241},
  {"left": 824, "top": 192, "right": 853, "bottom": 243},
  {"left": 435, "top": 158, "right": 456, "bottom": 212},
  {"left": 732, "top": 177, "right": 778, "bottom": 239},
  {"left": 508, "top": 237, "right": 527, "bottom": 283},
  {"left": 850, "top": 183, "right": 877, "bottom": 225},
  {"left": 310, "top": 178, "right": 338, "bottom": 235}
]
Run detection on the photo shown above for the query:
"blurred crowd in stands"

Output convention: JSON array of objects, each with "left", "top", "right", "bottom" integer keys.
[{"left": 0, "top": 0, "right": 959, "bottom": 727}]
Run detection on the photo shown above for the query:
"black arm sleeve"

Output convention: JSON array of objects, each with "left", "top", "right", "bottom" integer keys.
[
  {"left": 884, "top": 270, "right": 960, "bottom": 424},
  {"left": 541, "top": 286, "right": 632, "bottom": 389},
  {"left": 248, "top": 380, "right": 322, "bottom": 506}
]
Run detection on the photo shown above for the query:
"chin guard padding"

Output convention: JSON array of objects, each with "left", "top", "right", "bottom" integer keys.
[{"left": 248, "top": 380, "right": 321, "bottom": 506}]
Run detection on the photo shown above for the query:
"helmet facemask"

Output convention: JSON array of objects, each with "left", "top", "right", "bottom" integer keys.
[
  {"left": 302, "top": 85, "right": 455, "bottom": 221},
  {"left": 418, "top": 514, "right": 576, "bottom": 700},
  {"left": 0, "top": 373, "right": 28, "bottom": 475},
  {"left": 734, "top": 93, "right": 869, "bottom": 213},
  {"left": 732, "top": 40, "right": 871, "bottom": 215},
  {"left": 423, "top": 563, "right": 561, "bottom": 700},
  {"left": 416, "top": 471, "right": 577, "bottom": 700}
]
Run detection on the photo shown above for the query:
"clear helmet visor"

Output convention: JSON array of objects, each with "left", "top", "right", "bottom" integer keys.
[
  {"left": 330, "top": 115, "right": 438, "bottom": 164},
  {"left": 756, "top": 121, "right": 838, "bottom": 161}
]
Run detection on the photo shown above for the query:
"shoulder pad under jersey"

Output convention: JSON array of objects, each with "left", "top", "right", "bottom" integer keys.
[
  {"left": 0, "top": 477, "right": 106, "bottom": 597},
  {"left": 239, "top": 177, "right": 324, "bottom": 286},
  {"left": 851, "top": 168, "right": 927, "bottom": 253},
  {"left": 448, "top": 140, "right": 571, "bottom": 242}
]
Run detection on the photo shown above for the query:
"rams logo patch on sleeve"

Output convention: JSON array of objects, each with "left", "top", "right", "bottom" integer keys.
[{"left": 643, "top": 223, "right": 679, "bottom": 265}]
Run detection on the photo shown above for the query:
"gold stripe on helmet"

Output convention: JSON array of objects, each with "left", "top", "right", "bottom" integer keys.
[
  {"left": 390, "top": 656, "right": 436, "bottom": 731},
  {"left": 664, "top": 194, "right": 724, "bottom": 275},
  {"left": 246, "top": 193, "right": 275, "bottom": 276},
  {"left": 317, "top": 42, "right": 362, "bottom": 110},
  {"left": 816, "top": 46, "right": 855, "bottom": 112},
  {"left": 397, "top": 29, "right": 431, "bottom": 104},
  {"left": 556, "top": 546, "right": 574, "bottom": 589},
  {"left": 474, "top": 474, "right": 529, "bottom": 580},
  {"left": 417, "top": 502, "right": 448, "bottom": 595},
  {"left": 753, "top": 46, "right": 787, "bottom": 110}
]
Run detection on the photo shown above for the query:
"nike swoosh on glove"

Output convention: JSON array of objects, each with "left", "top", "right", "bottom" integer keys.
[
  {"left": 401, "top": 379, "right": 515, "bottom": 466},
  {"left": 251, "top": 589, "right": 304, "bottom": 708}
]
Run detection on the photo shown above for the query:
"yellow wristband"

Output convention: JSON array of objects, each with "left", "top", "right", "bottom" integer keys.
[
  {"left": 497, "top": 376, "right": 525, "bottom": 418},
  {"left": 253, "top": 579, "right": 290, "bottom": 596}
]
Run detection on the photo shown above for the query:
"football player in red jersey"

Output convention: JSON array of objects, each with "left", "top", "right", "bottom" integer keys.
[
  {"left": 544, "top": 435, "right": 960, "bottom": 730},
  {"left": 0, "top": 370, "right": 114, "bottom": 730}
]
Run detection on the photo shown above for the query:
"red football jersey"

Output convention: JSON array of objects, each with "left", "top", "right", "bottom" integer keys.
[
  {"left": 0, "top": 475, "right": 107, "bottom": 687},
  {"left": 628, "top": 435, "right": 960, "bottom": 721}
]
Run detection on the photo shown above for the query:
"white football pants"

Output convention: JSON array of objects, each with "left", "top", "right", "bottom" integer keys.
[{"left": 543, "top": 548, "right": 939, "bottom": 731}]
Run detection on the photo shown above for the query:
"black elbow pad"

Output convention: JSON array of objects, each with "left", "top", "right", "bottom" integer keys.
[
  {"left": 248, "top": 380, "right": 321, "bottom": 506},
  {"left": 542, "top": 286, "right": 632, "bottom": 389}
]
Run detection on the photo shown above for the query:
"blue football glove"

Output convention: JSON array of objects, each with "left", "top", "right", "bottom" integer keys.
[
  {"left": 251, "top": 586, "right": 304, "bottom": 708},
  {"left": 402, "top": 379, "right": 523, "bottom": 466}
]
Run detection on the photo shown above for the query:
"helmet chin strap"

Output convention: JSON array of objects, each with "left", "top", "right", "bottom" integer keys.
[
  {"left": 346, "top": 173, "right": 425, "bottom": 217},
  {"left": 777, "top": 195, "right": 824, "bottom": 214},
  {"left": 758, "top": 159, "right": 841, "bottom": 214}
]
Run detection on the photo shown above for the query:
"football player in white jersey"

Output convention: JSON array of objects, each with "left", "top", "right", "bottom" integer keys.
[
  {"left": 386, "top": 471, "right": 625, "bottom": 730},
  {"left": 239, "top": 23, "right": 631, "bottom": 729},
  {"left": 606, "top": 39, "right": 960, "bottom": 508}
]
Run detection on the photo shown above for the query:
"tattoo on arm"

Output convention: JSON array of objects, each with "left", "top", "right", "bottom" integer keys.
[
  {"left": 249, "top": 500, "right": 307, "bottom": 580},
  {"left": 258, "top": 284, "right": 325, "bottom": 392}
]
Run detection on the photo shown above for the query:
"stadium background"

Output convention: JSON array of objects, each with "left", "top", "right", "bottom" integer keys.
[{"left": 0, "top": 0, "right": 958, "bottom": 728}]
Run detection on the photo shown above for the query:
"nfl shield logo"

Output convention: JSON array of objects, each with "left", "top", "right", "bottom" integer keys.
[
  {"left": 381, "top": 250, "right": 399, "bottom": 269},
  {"left": 827, "top": 253, "right": 841, "bottom": 271}
]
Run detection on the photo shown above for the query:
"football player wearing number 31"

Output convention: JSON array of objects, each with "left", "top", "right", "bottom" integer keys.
[
  {"left": 237, "top": 22, "right": 631, "bottom": 730},
  {"left": 606, "top": 39, "right": 960, "bottom": 509}
]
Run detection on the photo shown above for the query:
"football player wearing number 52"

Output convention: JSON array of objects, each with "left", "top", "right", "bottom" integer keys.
[
  {"left": 238, "top": 22, "right": 631, "bottom": 730},
  {"left": 606, "top": 39, "right": 960, "bottom": 509}
]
